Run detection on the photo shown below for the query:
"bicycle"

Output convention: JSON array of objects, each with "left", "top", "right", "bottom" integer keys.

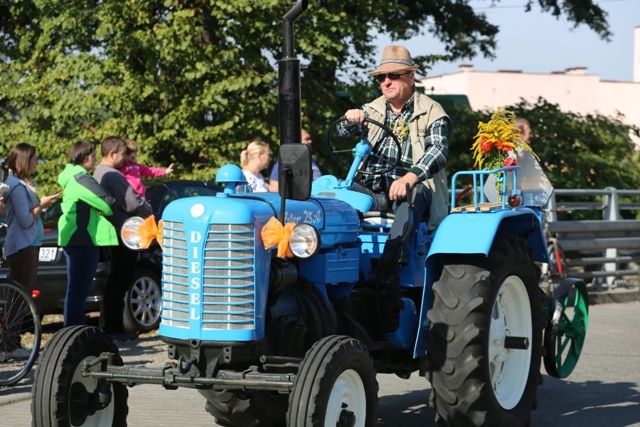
[{"left": 0, "top": 279, "right": 42, "bottom": 387}]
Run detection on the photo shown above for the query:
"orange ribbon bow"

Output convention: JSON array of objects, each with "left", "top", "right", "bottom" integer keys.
[
  {"left": 261, "top": 216, "right": 295, "bottom": 258},
  {"left": 137, "top": 215, "right": 164, "bottom": 249}
]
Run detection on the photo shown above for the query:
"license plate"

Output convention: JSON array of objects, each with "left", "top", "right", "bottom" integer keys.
[{"left": 39, "top": 247, "right": 58, "bottom": 262}]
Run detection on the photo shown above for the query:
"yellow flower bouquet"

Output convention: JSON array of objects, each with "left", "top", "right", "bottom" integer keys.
[
  {"left": 471, "top": 107, "right": 537, "bottom": 170},
  {"left": 471, "top": 108, "right": 539, "bottom": 198}
]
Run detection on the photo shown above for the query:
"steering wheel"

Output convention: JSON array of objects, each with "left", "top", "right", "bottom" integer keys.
[{"left": 326, "top": 116, "right": 402, "bottom": 176}]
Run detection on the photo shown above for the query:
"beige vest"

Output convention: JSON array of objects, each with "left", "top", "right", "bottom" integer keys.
[{"left": 364, "top": 92, "right": 451, "bottom": 230}]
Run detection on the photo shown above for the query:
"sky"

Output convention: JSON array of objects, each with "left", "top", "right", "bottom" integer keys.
[{"left": 375, "top": 0, "right": 640, "bottom": 82}]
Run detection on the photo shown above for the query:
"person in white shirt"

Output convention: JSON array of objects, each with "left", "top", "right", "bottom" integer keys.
[{"left": 240, "top": 140, "right": 272, "bottom": 192}]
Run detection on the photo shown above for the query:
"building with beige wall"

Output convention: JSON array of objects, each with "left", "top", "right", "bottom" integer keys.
[{"left": 418, "top": 26, "right": 640, "bottom": 136}]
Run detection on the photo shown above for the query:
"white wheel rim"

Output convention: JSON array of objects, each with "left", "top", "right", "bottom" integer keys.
[
  {"left": 71, "top": 356, "right": 115, "bottom": 426},
  {"left": 325, "top": 368, "right": 367, "bottom": 427},
  {"left": 489, "top": 275, "right": 532, "bottom": 410}
]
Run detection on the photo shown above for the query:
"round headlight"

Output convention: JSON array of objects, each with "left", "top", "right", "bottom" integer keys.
[
  {"left": 121, "top": 216, "right": 145, "bottom": 250},
  {"left": 289, "top": 224, "right": 320, "bottom": 258}
]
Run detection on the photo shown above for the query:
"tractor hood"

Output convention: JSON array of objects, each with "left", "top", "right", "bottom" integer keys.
[{"left": 161, "top": 191, "right": 360, "bottom": 249}]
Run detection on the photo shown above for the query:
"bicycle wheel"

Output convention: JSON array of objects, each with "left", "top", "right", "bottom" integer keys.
[{"left": 0, "top": 280, "right": 41, "bottom": 387}]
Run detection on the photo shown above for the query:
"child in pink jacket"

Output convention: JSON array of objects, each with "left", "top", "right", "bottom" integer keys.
[{"left": 120, "top": 139, "right": 175, "bottom": 198}]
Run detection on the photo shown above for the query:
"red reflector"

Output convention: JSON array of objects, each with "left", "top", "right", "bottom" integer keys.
[
  {"left": 43, "top": 228, "right": 53, "bottom": 233},
  {"left": 507, "top": 194, "right": 522, "bottom": 208},
  {"left": 32, "top": 289, "right": 41, "bottom": 299}
]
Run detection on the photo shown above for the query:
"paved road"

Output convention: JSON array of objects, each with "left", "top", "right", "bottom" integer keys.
[{"left": 1, "top": 302, "right": 639, "bottom": 426}]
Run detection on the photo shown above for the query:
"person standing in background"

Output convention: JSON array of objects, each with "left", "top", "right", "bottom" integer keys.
[
  {"left": 94, "top": 136, "right": 152, "bottom": 341},
  {"left": 515, "top": 118, "right": 532, "bottom": 144},
  {"left": 58, "top": 140, "right": 118, "bottom": 327},
  {"left": 240, "top": 140, "right": 271, "bottom": 192},
  {"left": 4, "top": 143, "right": 59, "bottom": 294},
  {"left": 269, "top": 129, "right": 322, "bottom": 192},
  {"left": 119, "top": 139, "right": 175, "bottom": 198},
  {"left": 4, "top": 143, "right": 59, "bottom": 354}
]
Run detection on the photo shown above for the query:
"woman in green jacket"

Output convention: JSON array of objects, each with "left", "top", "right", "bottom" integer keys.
[{"left": 58, "top": 140, "right": 118, "bottom": 327}]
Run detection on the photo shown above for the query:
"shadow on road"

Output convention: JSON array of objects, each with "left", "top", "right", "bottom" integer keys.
[
  {"left": 375, "top": 374, "right": 640, "bottom": 427},
  {"left": 378, "top": 388, "right": 434, "bottom": 425},
  {"left": 533, "top": 376, "right": 640, "bottom": 426}
]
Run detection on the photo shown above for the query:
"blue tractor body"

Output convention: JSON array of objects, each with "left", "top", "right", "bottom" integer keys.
[
  {"left": 158, "top": 165, "right": 549, "bottom": 359},
  {"left": 159, "top": 191, "right": 361, "bottom": 342}
]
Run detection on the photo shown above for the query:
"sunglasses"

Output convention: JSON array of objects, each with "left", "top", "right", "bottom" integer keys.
[{"left": 375, "top": 72, "right": 409, "bottom": 83}]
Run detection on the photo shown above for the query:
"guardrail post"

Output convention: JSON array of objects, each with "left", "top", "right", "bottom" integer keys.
[
  {"left": 603, "top": 187, "right": 620, "bottom": 286},
  {"left": 546, "top": 192, "right": 558, "bottom": 224}
]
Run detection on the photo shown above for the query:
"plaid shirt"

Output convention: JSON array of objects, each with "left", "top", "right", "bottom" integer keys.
[{"left": 356, "top": 93, "right": 451, "bottom": 192}]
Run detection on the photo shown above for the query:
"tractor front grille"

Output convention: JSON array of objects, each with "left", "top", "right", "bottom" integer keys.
[{"left": 161, "top": 221, "right": 256, "bottom": 331}]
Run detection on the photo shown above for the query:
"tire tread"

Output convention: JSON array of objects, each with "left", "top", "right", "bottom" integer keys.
[{"left": 427, "top": 236, "right": 542, "bottom": 427}]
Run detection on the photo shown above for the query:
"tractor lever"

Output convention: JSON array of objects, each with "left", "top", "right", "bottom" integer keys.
[{"left": 401, "top": 183, "right": 416, "bottom": 242}]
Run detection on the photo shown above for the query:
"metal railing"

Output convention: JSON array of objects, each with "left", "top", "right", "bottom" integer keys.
[{"left": 544, "top": 188, "right": 640, "bottom": 286}]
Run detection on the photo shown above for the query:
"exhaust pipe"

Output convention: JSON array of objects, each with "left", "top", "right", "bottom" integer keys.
[{"left": 278, "top": 0, "right": 308, "bottom": 148}]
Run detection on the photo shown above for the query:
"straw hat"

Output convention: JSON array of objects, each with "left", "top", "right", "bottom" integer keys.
[{"left": 369, "top": 45, "right": 419, "bottom": 76}]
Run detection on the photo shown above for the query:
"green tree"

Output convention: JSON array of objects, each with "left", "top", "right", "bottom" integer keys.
[
  {"left": 0, "top": 0, "right": 612, "bottom": 194},
  {"left": 446, "top": 98, "right": 640, "bottom": 191}
]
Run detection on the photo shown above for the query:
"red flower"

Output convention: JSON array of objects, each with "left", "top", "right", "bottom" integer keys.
[
  {"left": 503, "top": 157, "right": 518, "bottom": 167},
  {"left": 480, "top": 138, "right": 493, "bottom": 152}
]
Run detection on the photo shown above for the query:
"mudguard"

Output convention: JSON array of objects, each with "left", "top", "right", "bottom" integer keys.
[
  {"left": 413, "top": 207, "right": 549, "bottom": 358},
  {"left": 428, "top": 207, "right": 548, "bottom": 262}
]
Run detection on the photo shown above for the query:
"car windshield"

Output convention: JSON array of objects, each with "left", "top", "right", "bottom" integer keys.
[{"left": 41, "top": 181, "right": 220, "bottom": 227}]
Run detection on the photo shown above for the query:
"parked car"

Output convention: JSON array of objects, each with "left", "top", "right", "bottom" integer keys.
[
  {"left": 0, "top": 179, "right": 221, "bottom": 333},
  {"left": 122, "top": 180, "right": 221, "bottom": 333},
  {"left": 0, "top": 205, "right": 109, "bottom": 317}
]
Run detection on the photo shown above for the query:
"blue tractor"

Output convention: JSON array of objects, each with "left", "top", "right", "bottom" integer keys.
[{"left": 32, "top": 2, "right": 588, "bottom": 426}]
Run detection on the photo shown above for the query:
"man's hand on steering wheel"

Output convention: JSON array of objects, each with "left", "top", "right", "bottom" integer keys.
[
  {"left": 327, "top": 115, "right": 401, "bottom": 176},
  {"left": 389, "top": 173, "right": 419, "bottom": 201},
  {"left": 344, "top": 109, "right": 366, "bottom": 124}
]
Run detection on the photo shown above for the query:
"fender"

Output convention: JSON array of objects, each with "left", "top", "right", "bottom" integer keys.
[
  {"left": 428, "top": 207, "right": 548, "bottom": 262},
  {"left": 413, "top": 207, "right": 549, "bottom": 358}
]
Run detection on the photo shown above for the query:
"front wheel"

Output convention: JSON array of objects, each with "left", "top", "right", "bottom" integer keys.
[
  {"left": 287, "top": 335, "right": 378, "bottom": 427},
  {"left": 32, "top": 325, "right": 128, "bottom": 426},
  {"left": 427, "top": 236, "right": 542, "bottom": 427}
]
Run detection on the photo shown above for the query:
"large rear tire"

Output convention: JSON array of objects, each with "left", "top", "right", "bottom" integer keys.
[
  {"left": 427, "top": 236, "right": 542, "bottom": 427},
  {"left": 32, "top": 325, "right": 128, "bottom": 426},
  {"left": 287, "top": 335, "right": 378, "bottom": 427}
]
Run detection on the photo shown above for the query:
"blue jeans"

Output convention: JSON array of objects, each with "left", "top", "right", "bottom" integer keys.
[
  {"left": 353, "top": 181, "right": 432, "bottom": 265},
  {"left": 63, "top": 246, "right": 100, "bottom": 327}
]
